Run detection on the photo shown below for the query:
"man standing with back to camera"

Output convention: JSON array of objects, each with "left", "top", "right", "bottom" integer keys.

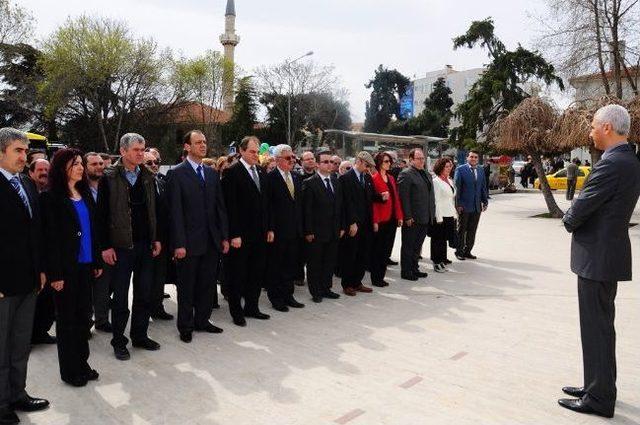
[{"left": 559, "top": 104, "right": 640, "bottom": 419}]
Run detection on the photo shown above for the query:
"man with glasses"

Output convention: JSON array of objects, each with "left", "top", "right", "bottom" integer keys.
[
  {"left": 330, "top": 155, "right": 342, "bottom": 176},
  {"left": 265, "top": 145, "right": 306, "bottom": 312},
  {"left": 338, "top": 151, "right": 381, "bottom": 296},
  {"left": 338, "top": 161, "right": 352, "bottom": 175},
  {"left": 398, "top": 148, "right": 435, "bottom": 281}
]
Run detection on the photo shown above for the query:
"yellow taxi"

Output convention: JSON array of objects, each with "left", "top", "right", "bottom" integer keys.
[{"left": 534, "top": 166, "right": 592, "bottom": 190}]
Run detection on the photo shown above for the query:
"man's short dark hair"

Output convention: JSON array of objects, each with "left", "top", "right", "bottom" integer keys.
[
  {"left": 468, "top": 149, "right": 480, "bottom": 157},
  {"left": 26, "top": 149, "right": 46, "bottom": 164},
  {"left": 239, "top": 135, "right": 259, "bottom": 151},
  {"left": 408, "top": 148, "right": 423, "bottom": 160},
  {"left": 99, "top": 153, "right": 111, "bottom": 161},
  {"left": 315, "top": 149, "right": 333, "bottom": 163},
  {"left": 183, "top": 130, "right": 205, "bottom": 145},
  {"left": 84, "top": 151, "right": 100, "bottom": 162}
]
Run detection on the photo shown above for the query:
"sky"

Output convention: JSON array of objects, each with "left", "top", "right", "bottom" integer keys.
[{"left": 19, "top": 0, "right": 554, "bottom": 122}]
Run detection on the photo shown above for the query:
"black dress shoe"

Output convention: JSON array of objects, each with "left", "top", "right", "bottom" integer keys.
[
  {"left": 464, "top": 253, "right": 477, "bottom": 260},
  {"left": 163, "top": 293, "right": 170, "bottom": 299},
  {"left": 132, "top": 338, "right": 160, "bottom": 351},
  {"left": 415, "top": 271, "right": 428, "bottom": 278},
  {"left": 273, "top": 305, "right": 289, "bottom": 312},
  {"left": 212, "top": 303, "right": 221, "bottom": 309},
  {"left": 372, "top": 281, "right": 389, "bottom": 287},
  {"left": 455, "top": 253, "right": 466, "bottom": 261},
  {"left": 62, "top": 376, "right": 88, "bottom": 387},
  {"left": 11, "top": 395, "right": 49, "bottom": 412},
  {"left": 233, "top": 317, "right": 247, "bottom": 327},
  {"left": 323, "top": 290, "right": 340, "bottom": 299},
  {"left": 443, "top": 259, "right": 452, "bottom": 265},
  {"left": 286, "top": 299, "right": 305, "bottom": 308},
  {"left": 95, "top": 322, "right": 113, "bottom": 333},
  {"left": 151, "top": 310, "right": 174, "bottom": 321},
  {"left": 84, "top": 369, "right": 99, "bottom": 381},
  {"left": 0, "top": 408, "right": 19, "bottom": 424},
  {"left": 246, "top": 311, "right": 270, "bottom": 320},
  {"left": 562, "top": 386, "right": 586, "bottom": 398},
  {"left": 180, "top": 332, "right": 192, "bottom": 343},
  {"left": 386, "top": 259, "right": 399, "bottom": 265},
  {"left": 558, "top": 398, "right": 613, "bottom": 418},
  {"left": 401, "top": 273, "right": 418, "bottom": 281},
  {"left": 114, "top": 346, "right": 130, "bottom": 361},
  {"left": 31, "top": 334, "right": 56, "bottom": 345},
  {"left": 312, "top": 296, "right": 323, "bottom": 303},
  {"left": 196, "top": 323, "right": 223, "bottom": 333}
]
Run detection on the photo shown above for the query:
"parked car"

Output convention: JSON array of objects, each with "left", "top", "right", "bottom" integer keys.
[{"left": 534, "top": 166, "right": 591, "bottom": 190}]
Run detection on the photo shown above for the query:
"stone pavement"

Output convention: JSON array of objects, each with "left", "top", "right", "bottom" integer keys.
[{"left": 23, "top": 193, "right": 640, "bottom": 425}]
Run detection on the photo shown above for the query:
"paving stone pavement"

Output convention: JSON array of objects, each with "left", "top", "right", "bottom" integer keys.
[{"left": 23, "top": 192, "right": 639, "bottom": 424}]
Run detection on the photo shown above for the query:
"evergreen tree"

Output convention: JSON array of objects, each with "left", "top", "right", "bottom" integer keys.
[
  {"left": 364, "top": 65, "right": 410, "bottom": 133},
  {"left": 226, "top": 76, "right": 258, "bottom": 143}
]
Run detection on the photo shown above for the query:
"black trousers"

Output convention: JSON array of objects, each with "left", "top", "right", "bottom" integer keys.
[
  {"left": 306, "top": 239, "right": 338, "bottom": 298},
  {"left": 176, "top": 247, "right": 219, "bottom": 333},
  {"left": 150, "top": 247, "right": 168, "bottom": 314},
  {"left": 430, "top": 217, "right": 455, "bottom": 264},
  {"left": 456, "top": 212, "right": 481, "bottom": 256},
  {"left": 400, "top": 223, "right": 428, "bottom": 275},
  {"left": 92, "top": 264, "right": 111, "bottom": 326},
  {"left": 0, "top": 291, "right": 36, "bottom": 408},
  {"left": 566, "top": 178, "right": 577, "bottom": 201},
  {"left": 578, "top": 276, "right": 618, "bottom": 416},
  {"left": 267, "top": 238, "right": 299, "bottom": 307},
  {"left": 111, "top": 242, "right": 154, "bottom": 348},
  {"left": 340, "top": 228, "right": 372, "bottom": 288},
  {"left": 53, "top": 264, "right": 92, "bottom": 381},
  {"left": 32, "top": 285, "right": 54, "bottom": 340},
  {"left": 225, "top": 240, "right": 266, "bottom": 319},
  {"left": 370, "top": 221, "right": 397, "bottom": 284}
]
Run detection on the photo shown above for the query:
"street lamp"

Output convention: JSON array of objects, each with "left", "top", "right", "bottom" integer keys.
[{"left": 285, "top": 51, "right": 314, "bottom": 145}]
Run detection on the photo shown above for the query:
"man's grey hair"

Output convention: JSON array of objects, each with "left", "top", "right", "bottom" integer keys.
[
  {"left": 594, "top": 104, "right": 631, "bottom": 136},
  {"left": 273, "top": 144, "right": 293, "bottom": 158},
  {"left": 120, "top": 133, "right": 146, "bottom": 151},
  {"left": 0, "top": 127, "right": 29, "bottom": 153}
]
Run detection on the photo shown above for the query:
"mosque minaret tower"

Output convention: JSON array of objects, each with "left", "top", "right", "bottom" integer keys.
[{"left": 220, "top": 0, "right": 239, "bottom": 114}]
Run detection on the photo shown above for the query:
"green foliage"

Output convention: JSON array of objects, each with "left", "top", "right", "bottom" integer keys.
[
  {"left": 364, "top": 65, "right": 410, "bottom": 133},
  {"left": 225, "top": 76, "right": 258, "bottom": 143},
  {"left": 451, "top": 17, "right": 564, "bottom": 150}
]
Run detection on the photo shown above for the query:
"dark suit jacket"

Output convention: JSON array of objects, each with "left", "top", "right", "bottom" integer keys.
[
  {"left": 40, "top": 189, "right": 101, "bottom": 283},
  {"left": 302, "top": 173, "right": 343, "bottom": 242},
  {"left": 154, "top": 176, "right": 169, "bottom": 245},
  {"left": 221, "top": 160, "right": 269, "bottom": 243},
  {"left": 0, "top": 174, "right": 42, "bottom": 296},
  {"left": 563, "top": 143, "right": 640, "bottom": 281},
  {"left": 166, "top": 161, "right": 229, "bottom": 256},
  {"left": 267, "top": 168, "right": 303, "bottom": 240},
  {"left": 339, "top": 169, "right": 381, "bottom": 231},
  {"left": 454, "top": 163, "right": 489, "bottom": 213},
  {"left": 397, "top": 166, "right": 436, "bottom": 225}
]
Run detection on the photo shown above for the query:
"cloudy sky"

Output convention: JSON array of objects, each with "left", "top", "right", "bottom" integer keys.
[{"left": 19, "top": 0, "right": 552, "bottom": 122}]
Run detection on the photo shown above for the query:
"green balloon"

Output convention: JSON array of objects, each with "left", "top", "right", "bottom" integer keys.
[{"left": 259, "top": 143, "right": 270, "bottom": 154}]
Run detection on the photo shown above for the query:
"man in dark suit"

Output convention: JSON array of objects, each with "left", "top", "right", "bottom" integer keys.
[
  {"left": 0, "top": 128, "right": 50, "bottom": 425},
  {"left": 453, "top": 150, "right": 488, "bottom": 260},
  {"left": 167, "top": 130, "right": 229, "bottom": 342},
  {"left": 302, "top": 150, "right": 344, "bottom": 302},
  {"left": 265, "top": 144, "right": 305, "bottom": 312},
  {"left": 221, "top": 136, "right": 271, "bottom": 326},
  {"left": 559, "top": 105, "right": 640, "bottom": 419},
  {"left": 338, "top": 151, "right": 381, "bottom": 296},
  {"left": 397, "top": 148, "right": 435, "bottom": 281}
]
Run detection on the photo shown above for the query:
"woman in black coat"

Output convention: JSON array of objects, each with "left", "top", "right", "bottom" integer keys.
[{"left": 41, "top": 148, "right": 102, "bottom": 387}]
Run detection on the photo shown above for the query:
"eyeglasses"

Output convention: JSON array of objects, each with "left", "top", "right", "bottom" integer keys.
[
  {"left": 145, "top": 160, "right": 160, "bottom": 166},
  {"left": 332, "top": 161, "right": 340, "bottom": 165},
  {"left": 280, "top": 156, "right": 294, "bottom": 161},
  {"left": 344, "top": 166, "right": 352, "bottom": 170},
  {"left": 382, "top": 159, "right": 391, "bottom": 164}
]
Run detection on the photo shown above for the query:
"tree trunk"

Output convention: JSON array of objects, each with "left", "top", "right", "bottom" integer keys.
[
  {"left": 593, "top": 0, "right": 611, "bottom": 95},
  {"left": 531, "top": 154, "right": 564, "bottom": 218}
]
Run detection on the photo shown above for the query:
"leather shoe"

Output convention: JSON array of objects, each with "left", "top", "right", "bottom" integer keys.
[
  {"left": 386, "top": 259, "right": 399, "bottom": 265},
  {"left": 163, "top": 292, "right": 170, "bottom": 299},
  {"left": 95, "top": 322, "right": 112, "bottom": 333},
  {"left": 287, "top": 299, "right": 305, "bottom": 308},
  {"left": 84, "top": 369, "right": 99, "bottom": 381},
  {"left": 372, "top": 281, "right": 389, "bottom": 287},
  {"left": 113, "top": 346, "right": 130, "bottom": 361},
  {"left": 356, "top": 284, "right": 373, "bottom": 293},
  {"left": 343, "top": 287, "right": 357, "bottom": 296},
  {"left": 11, "top": 395, "right": 49, "bottom": 412},
  {"left": 233, "top": 317, "right": 247, "bottom": 327},
  {"left": 443, "top": 259, "right": 452, "bottom": 265},
  {"left": 180, "top": 332, "right": 192, "bottom": 343},
  {"left": 132, "top": 338, "right": 161, "bottom": 351},
  {"left": 455, "top": 253, "right": 466, "bottom": 261},
  {"left": 196, "top": 323, "right": 223, "bottom": 333},
  {"left": 62, "top": 376, "right": 88, "bottom": 387},
  {"left": 562, "top": 386, "right": 586, "bottom": 398},
  {"left": 212, "top": 303, "right": 220, "bottom": 309},
  {"left": 312, "top": 296, "right": 323, "bottom": 303},
  {"left": 151, "top": 310, "right": 174, "bottom": 321},
  {"left": 31, "top": 333, "right": 56, "bottom": 345},
  {"left": 323, "top": 290, "right": 340, "bottom": 299},
  {"left": 401, "top": 273, "right": 418, "bottom": 281},
  {"left": 246, "top": 311, "right": 270, "bottom": 320},
  {"left": 464, "top": 253, "right": 477, "bottom": 260},
  {"left": 558, "top": 398, "right": 613, "bottom": 418},
  {"left": 0, "top": 408, "right": 19, "bottom": 425},
  {"left": 273, "top": 305, "right": 289, "bottom": 312},
  {"left": 416, "top": 271, "right": 428, "bottom": 278}
]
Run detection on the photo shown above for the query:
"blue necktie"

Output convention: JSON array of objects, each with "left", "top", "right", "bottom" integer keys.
[
  {"left": 196, "top": 165, "right": 205, "bottom": 184},
  {"left": 325, "top": 177, "right": 334, "bottom": 198},
  {"left": 359, "top": 173, "right": 364, "bottom": 187},
  {"left": 10, "top": 176, "right": 32, "bottom": 217}
]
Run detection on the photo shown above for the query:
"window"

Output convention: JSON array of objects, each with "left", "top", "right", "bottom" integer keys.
[
  {"left": 555, "top": 169, "right": 567, "bottom": 178},
  {"left": 578, "top": 169, "right": 585, "bottom": 177}
]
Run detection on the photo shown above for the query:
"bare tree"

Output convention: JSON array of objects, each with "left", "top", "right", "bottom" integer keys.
[{"left": 0, "top": 0, "right": 34, "bottom": 45}]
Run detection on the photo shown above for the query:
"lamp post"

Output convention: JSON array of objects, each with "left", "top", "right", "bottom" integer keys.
[{"left": 285, "top": 51, "right": 314, "bottom": 145}]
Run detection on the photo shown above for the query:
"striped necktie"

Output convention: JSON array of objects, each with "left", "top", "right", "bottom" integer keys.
[
  {"left": 285, "top": 173, "right": 294, "bottom": 198},
  {"left": 10, "top": 176, "right": 32, "bottom": 217}
]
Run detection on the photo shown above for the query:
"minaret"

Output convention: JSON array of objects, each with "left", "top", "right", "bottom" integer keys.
[{"left": 220, "top": 0, "right": 239, "bottom": 114}]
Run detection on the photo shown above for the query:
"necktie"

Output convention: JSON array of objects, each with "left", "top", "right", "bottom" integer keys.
[
  {"left": 285, "top": 173, "right": 295, "bottom": 198},
  {"left": 196, "top": 165, "right": 205, "bottom": 184},
  {"left": 324, "top": 177, "right": 334, "bottom": 197},
  {"left": 471, "top": 167, "right": 477, "bottom": 180},
  {"left": 250, "top": 166, "right": 261, "bottom": 191},
  {"left": 10, "top": 176, "right": 31, "bottom": 217},
  {"left": 359, "top": 173, "right": 365, "bottom": 187}
]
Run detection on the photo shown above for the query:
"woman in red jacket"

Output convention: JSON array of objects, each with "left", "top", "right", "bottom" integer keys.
[{"left": 370, "top": 152, "right": 404, "bottom": 286}]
